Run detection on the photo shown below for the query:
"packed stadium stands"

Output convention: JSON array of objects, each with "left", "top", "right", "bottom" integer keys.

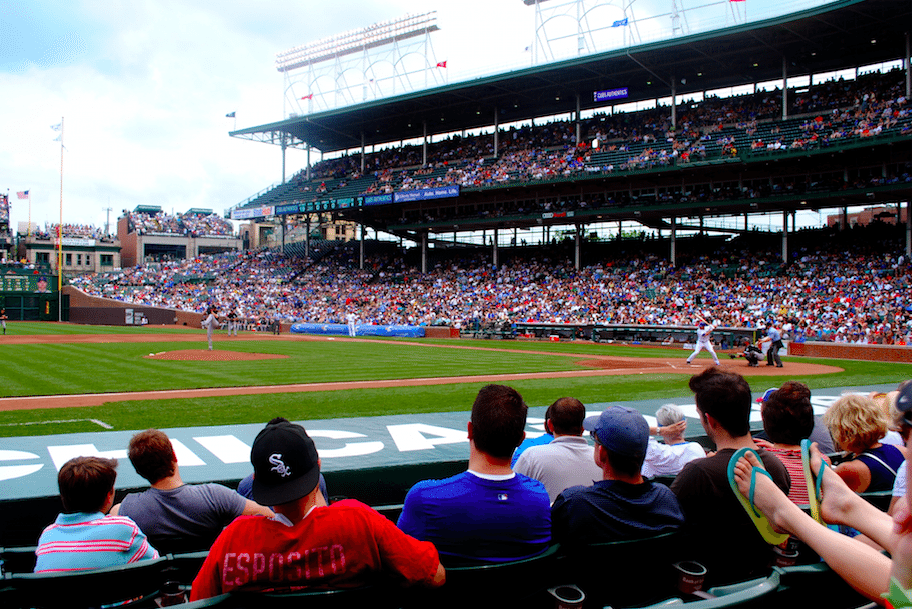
[
  {"left": 69, "top": 220, "right": 912, "bottom": 344},
  {"left": 238, "top": 69, "right": 911, "bottom": 208}
]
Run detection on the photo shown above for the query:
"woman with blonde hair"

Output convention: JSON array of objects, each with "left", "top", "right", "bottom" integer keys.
[{"left": 823, "top": 393, "right": 906, "bottom": 493}]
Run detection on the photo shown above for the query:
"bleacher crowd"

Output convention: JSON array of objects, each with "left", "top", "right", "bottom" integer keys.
[
  {"left": 69, "top": 222, "right": 912, "bottom": 345},
  {"left": 126, "top": 211, "right": 234, "bottom": 237}
]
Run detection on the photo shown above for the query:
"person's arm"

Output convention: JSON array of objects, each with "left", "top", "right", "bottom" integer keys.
[
  {"left": 834, "top": 459, "right": 872, "bottom": 493},
  {"left": 241, "top": 499, "right": 274, "bottom": 518},
  {"left": 109, "top": 502, "right": 121, "bottom": 516}
]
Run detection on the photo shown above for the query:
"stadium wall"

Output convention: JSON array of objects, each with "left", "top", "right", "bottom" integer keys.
[
  {"left": 789, "top": 341, "right": 912, "bottom": 363},
  {"left": 63, "top": 286, "right": 204, "bottom": 327}
]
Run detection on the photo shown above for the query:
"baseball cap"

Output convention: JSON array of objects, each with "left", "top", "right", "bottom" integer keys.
[
  {"left": 583, "top": 406, "right": 649, "bottom": 459},
  {"left": 756, "top": 387, "right": 778, "bottom": 404},
  {"left": 250, "top": 421, "right": 320, "bottom": 506}
]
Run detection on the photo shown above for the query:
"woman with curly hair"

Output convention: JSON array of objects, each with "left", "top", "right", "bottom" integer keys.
[{"left": 824, "top": 393, "right": 907, "bottom": 493}]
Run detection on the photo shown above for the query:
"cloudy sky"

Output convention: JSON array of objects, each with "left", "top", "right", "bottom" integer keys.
[{"left": 0, "top": 0, "right": 830, "bottom": 231}]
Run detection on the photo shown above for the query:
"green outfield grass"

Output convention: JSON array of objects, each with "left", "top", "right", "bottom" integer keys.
[{"left": 0, "top": 322, "right": 909, "bottom": 437}]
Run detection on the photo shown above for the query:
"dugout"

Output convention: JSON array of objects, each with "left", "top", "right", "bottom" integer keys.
[{"left": 514, "top": 322, "right": 758, "bottom": 348}]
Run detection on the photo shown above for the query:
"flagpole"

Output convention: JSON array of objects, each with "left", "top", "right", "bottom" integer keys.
[{"left": 58, "top": 116, "right": 64, "bottom": 322}]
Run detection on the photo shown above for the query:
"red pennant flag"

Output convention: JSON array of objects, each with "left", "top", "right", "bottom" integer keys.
[
  {"left": 436, "top": 61, "right": 447, "bottom": 68},
  {"left": 301, "top": 94, "right": 314, "bottom": 100}
]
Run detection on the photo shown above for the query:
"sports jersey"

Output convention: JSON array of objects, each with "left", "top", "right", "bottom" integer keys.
[
  {"left": 190, "top": 499, "right": 439, "bottom": 600},
  {"left": 397, "top": 470, "right": 551, "bottom": 565}
]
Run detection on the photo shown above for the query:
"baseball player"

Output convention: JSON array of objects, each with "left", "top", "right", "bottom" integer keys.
[
  {"left": 201, "top": 306, "right": 221, "bottom": 351},
  {"left": 686, "top": 316, "right": 720, "bottom": 366}
]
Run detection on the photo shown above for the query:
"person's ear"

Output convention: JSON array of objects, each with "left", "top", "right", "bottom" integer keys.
[
  {"left": 545, "top": 419, "right": 554, "bottom": 435},
  {"left": 467, "top": 421, "right": 473, "bottom": 441}
]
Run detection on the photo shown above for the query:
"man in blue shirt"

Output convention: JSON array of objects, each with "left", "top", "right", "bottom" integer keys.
[{"left": 397, "top": 384, "right": 551, "bottom": 565}]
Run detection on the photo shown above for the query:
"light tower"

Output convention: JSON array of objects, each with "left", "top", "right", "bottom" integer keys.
[{"left": 275, "top": 12, "right": 443, "bottom": 118}]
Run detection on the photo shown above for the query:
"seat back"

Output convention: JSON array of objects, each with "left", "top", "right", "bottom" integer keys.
[
  {"left": 231, "top": 584, "right": 385, "bottom": 609},
  {"left": 405, "top": 544, "right": 561, "bottom": 609},
  {"left": 3, "top": 556, "right": 170, "bottom": 609},
  {"left": 557, "top": 531, "right": 686, "bottom": 608},
  {"left": 0, "top": 545, "right": 37, "bottom": 574}
]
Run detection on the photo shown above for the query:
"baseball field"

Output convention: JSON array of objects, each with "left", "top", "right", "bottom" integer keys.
[{"left": 0, "top": 321, "right": 908, "bottom": 439}]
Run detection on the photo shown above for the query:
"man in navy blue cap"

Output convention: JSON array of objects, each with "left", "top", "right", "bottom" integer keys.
[{"left": 551, "top": 406, "right": 684, "bottom": 546}]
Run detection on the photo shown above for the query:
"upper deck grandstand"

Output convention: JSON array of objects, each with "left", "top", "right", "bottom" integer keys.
[
  {"left": 227, "top": 0, "right": 912, "bottom": 264},
  {"left": 70, "top": 0, "right": 912, "bottom": 343}
]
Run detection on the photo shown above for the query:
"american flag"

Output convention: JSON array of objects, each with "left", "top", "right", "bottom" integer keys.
[{"left": 17, "top": 190, "right": 29, "bottom": 199}]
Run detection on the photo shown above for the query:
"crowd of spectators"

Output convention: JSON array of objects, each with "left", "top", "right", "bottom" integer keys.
[
  {"left": 69, "top": 221, "right": 912, "bottom": 345},
  {"left": 277, "top": 69, "right": 910, "bottom": 202},
  {"left": 29, "top": 223, "right": 116, "bottom": 241},
  {"left": 126, "top": 211, "right": 234, "bottom": 237}
]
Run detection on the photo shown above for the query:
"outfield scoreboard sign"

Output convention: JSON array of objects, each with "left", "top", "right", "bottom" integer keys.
[
  {"left": 0, "top": 274, "right": 45, "bottom": 292},
  {"left": 593, "top": 87, "right": 629, "bottom": 103}
]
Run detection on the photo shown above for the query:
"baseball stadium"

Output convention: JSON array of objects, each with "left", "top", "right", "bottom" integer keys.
[{"left": 3, "top": 1, "right": 912, "bottom": 607}]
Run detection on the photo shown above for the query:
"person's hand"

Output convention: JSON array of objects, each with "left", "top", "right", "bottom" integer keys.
[
  {"left": 753, "top": 438, "right": 774, "bottom": 450},
  {"left": 659, "top": 420, "right": 686, "bottom": 436}
]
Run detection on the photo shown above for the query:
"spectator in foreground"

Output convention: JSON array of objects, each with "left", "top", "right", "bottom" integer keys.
[
  {"left": 191, "top": 420, "right": 445, "bottom": 599},
  {"left": 112, "top": 429, "right": 274, "bottom": 554},
  {"left": 641, "top": 404, "right": 705, "bottom": 479},
  {"left": 35, "top": 456, "right": 158, "bottom": 572},
  {"left": 236, "top": 418, "right": 329, "bottom": 505},
  {"left": 551, "top": 406, "right": 685, "bottom": 545},
  {"left": 670, "top": 368, "right": 790, "bottom": 585},
  {"left": 823, "top": 394, "right": 906, "bottom": 493},
  {"left": 514, "top": 397, "right": 602, "bottom": 503},
  {"left": 397, "top": 384, "right": 551, "bottom": 565},
  {"left": 752, "top": 381, "right": 816, "bottom": 505}
]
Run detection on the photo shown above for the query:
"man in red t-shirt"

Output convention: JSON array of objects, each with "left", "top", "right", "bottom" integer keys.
[{"left": 190, "top": 420, "right": 445, "bottom": 600}]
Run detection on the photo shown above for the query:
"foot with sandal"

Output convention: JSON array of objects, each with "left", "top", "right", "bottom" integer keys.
[{"left": 729, "top": 445, "right": 893, "bottom": 603}]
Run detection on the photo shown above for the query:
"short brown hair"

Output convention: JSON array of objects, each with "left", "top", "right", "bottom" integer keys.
[
  {"left": 762, "top": 381, "right": 815, "bottom": 446},
  {"left": 823, "top": 394, "right": 888, "bottom": 452},
  {"left": 58, "top": 456, "right": 117, "bottom": 513},
  {"left": 471, "top": 384, "right": 528, "bottom": 460},
  {"left": 128, "top": 429, "right": 176, "bottom": 483}
]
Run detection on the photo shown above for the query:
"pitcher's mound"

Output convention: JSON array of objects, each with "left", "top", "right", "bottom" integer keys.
[{"left": 144, "top": 350, "right": 288, "bottom": 362}]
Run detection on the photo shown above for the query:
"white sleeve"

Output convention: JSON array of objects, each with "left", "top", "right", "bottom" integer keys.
[{"left": 893, "top": 460, "right": 907, "bottom": 498}]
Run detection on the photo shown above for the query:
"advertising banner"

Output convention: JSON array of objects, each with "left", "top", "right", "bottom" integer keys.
[{"left": 393, "top": 185, "right": 459, "bottom": 203}]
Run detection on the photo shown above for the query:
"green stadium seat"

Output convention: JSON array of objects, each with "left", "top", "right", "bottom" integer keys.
[
  {"left": 0, "top": 545, "right": 37, "bottom": 574},
  {"left": 631, "top": 570, "right": 780, "bottom": 609},
  {"left": 404, "top": 543, "right": 561, "bottom": 609},
  {"left": 231, "top": 584, "right": 386, "bottom": 609},
  {"left": 556, "top": 531, "right": 685, "bottom": 608},
  {"left": 2, "top": 555, "right": 170, "bottom": 609}
]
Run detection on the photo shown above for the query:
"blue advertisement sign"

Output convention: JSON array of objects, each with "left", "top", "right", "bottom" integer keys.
[
  {"left": 364, "top": 194, "right": 393, "bottom": 206},
  {"left": 275, "top": 203, "right": 301, "bottom": 215},
  {"left": 393, "top": 185, "right": 460, "bottom": 203},
  {"left": 594, "top": 87, "right": 629, "bottom": 103}
]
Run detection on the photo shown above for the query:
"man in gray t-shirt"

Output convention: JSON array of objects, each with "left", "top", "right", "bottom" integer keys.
[{"left": 111, "top": 429, "right": 273, "bottom": 554}]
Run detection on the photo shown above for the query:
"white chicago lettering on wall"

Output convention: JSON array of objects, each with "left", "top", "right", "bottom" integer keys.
[
  {"left": 0, "top": 449, "right": 43, "bottom": 481},
  {"left": 386, "top": 423, "right": 468, "bottom": 452},
  {"left": 307, "top": 430, "right": 384, "bottom": 458},
  {"left": 47, "top": 444, "right": 127, "bottom": 470}
]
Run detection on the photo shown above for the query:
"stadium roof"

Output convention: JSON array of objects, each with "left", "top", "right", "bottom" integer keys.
[{"left": 230, "top": 0, "right": 912, "bottom": 154}]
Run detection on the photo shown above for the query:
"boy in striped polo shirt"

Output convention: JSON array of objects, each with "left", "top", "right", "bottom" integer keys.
[{"left": 34, "top": 456, "right": 159, "bottom": 572}]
